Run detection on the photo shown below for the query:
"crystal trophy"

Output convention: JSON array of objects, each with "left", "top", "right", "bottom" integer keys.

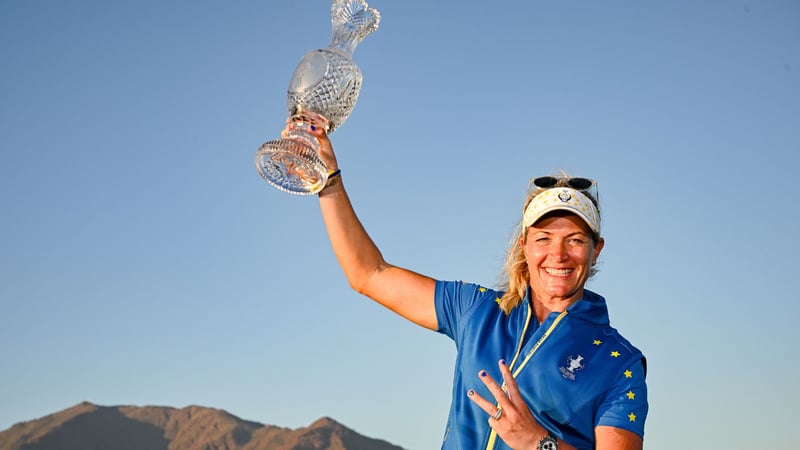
[{"left": 255, "top": 0, "right": 380, "bottom": 195}]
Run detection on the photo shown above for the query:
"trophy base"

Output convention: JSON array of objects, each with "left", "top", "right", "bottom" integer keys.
[{"left": 255, "top": 138, "right": 329, "bottom": 195}]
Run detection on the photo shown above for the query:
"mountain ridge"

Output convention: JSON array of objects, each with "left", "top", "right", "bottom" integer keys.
[{"left": 0, "top": 402, "right": 406, "bottom": 450}]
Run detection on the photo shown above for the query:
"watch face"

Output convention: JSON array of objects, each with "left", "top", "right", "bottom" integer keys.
[{"left": 538, "top": 435, "right": 558, "bottom": 450}]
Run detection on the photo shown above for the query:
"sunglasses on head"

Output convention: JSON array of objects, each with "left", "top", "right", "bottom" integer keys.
[{"left": 532, "top": 176, "right": 596, "bottom": 191}]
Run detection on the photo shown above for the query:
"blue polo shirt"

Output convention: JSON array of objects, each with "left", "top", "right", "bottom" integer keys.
[{"left": 435, "top": 280, "right": 648, "bottom": 450}]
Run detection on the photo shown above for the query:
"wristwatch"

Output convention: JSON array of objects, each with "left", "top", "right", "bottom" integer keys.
[{"left": 537, "top": 432, "right": 558, "bottom": 450}]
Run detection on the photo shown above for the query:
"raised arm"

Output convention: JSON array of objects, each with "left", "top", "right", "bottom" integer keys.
[{"left": 303, "top": 124, "right": 438, "bottom": 330}]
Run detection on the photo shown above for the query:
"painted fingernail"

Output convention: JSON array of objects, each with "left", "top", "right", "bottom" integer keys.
[
  {"left": 479, "top": 370, "right": 488, "bottom": 378},
  {"left": 467, "top": 390, "right": 475, "bottom": 397},
  {"left": 499, "top": 359, "right": 507, "bottom": 366},
  {"left": 310, "top": 125, "right": 317, "bottom": 131}
]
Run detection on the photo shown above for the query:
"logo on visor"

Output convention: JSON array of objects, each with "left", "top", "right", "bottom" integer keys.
[{"left": 557, "top": 190, "right": 572, "bottom": 202}]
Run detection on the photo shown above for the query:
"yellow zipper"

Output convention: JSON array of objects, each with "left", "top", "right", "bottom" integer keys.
[{"left": 485, "top": 311, "right": 568, "bottom": 450}]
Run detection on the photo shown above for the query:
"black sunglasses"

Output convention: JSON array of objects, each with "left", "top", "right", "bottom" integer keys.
[{"left": 532, "top": 176, "right": 596, "bottom": 191}]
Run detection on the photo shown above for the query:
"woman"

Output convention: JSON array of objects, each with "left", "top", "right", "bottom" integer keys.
[{"left": 302, "top": 123, "right": 648, "bottom": 450}]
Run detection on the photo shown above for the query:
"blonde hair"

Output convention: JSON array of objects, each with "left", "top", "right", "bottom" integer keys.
[{"left": 496, "top": 175, "right": 601, "bottom": 315}]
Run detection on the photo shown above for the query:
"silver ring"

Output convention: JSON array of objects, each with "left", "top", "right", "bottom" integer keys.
[{"left": 492, "top": 407, "right": 503, "bottom": 420}]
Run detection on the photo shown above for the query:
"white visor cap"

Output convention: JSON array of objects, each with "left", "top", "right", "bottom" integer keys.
[{"left": 522, "top": 187, "right": 600, "bottom": 235}]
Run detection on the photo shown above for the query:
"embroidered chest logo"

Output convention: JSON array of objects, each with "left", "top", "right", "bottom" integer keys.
[{"left": 559, "top": 355, "right": 585, "bottom": 381}]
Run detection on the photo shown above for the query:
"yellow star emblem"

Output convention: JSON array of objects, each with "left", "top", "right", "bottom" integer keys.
[
  {"left": 628, "top": 412, "right": 637, "bottom": 422},
  {"left": 611, "top": 351, "right": 621, "bottom": 358},
  {"left": 593, "top": 340, "right": 602, "bottom": 345},
  {"left": 479, "top": 287, "right": 487, "bottom": 293},
  {"left": 626, "top": 390, "right": 635, "bottom": 400},
  {"left": 495, "top": 297, "right": 502, "bottom": 304},
  {"left": 624, "top": 370, "right": 633, "bottom": 378}
]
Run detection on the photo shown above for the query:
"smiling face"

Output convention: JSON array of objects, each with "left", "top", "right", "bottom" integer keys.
[{"left": 522, "top": 212, "right": 604, "bottom": 309}]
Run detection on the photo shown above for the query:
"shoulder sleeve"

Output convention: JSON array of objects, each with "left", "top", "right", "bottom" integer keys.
[
  {"left": 595, "top": 358, "right": 649, "bottom": 438},
  {"left": 434, "top": 280, "right": 494, "bottom": 341}
]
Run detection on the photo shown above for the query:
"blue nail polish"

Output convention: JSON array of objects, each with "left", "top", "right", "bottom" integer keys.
[
  {"left": 310, "top": 125, "right": 317, "bottom": 131},
  {"left": 499, "top": 359, "right": 507, "bottom": 366},
  {"left": 467, "top": 390, "right": 475, "bottom": 396},
  {"left": 479, "top": 370, "right": 487, "bottom": 378}
]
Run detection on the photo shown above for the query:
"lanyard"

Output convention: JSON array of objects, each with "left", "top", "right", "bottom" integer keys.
[{"left": 485, "top": 305, "right": 569, "bottom": 450}]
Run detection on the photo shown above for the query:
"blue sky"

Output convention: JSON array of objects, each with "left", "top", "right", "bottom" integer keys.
[{"left": 1, "top": 1, "right": 798, "bottom": 449}]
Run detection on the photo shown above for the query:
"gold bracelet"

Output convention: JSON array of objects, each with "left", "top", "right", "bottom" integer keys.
[{"left": 319, "top": 169, "right": 341, "bottom": 194}]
